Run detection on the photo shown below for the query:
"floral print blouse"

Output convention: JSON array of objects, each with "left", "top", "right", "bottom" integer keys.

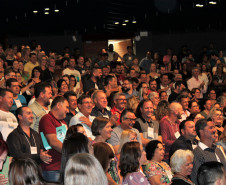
[{"left": 143, "top": 160, "right": 173, "bottom": 185}]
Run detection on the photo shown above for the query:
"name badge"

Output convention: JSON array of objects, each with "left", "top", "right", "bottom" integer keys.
[
  {"left": 174, "top": 131, "right": 180, "bottom": 139},
  {"left": 30, "top": 146, "right": 37, "bottom": 154},
  {"left": 15, "top": 99, "right": 22, "bottom": 108},
  {"left": 148, "top": 127, "right": 154, "bottom": 139},
  {"left": 219, "top": 79, "right": 223, "bottom": 83}
]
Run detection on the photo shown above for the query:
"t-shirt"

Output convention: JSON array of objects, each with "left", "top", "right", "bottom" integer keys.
[
  {"left": 10, "top": 94, "right": 27, "bottom": 115},
  {"left": 39, "top": 111, "right": 67, "bottom": 171},
  {"left": 24, "top": 61, "right": 39, "bottom": 78},
  {"left": 0, "top": 110, "right": 18, "bottom": 141}
]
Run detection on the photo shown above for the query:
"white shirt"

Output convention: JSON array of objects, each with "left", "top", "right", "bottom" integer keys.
[
  {"left": 0, "top": 110, "right": 18, "bottom": 141},
  {"left": 69, "top": 112, "right": 95, "bottom": 140},
  {"left": 187, "top": 76, "right": 207, "bottom": 98},
  {"left": 180, "top": 110, "right": 191, "bottom": 122}
]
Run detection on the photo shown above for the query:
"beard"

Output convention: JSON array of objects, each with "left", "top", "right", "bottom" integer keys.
[{"left": 122, "top": 87, "right": 130, "bottom": 93}]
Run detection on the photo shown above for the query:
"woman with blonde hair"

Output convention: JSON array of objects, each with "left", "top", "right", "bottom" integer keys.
[
  {"left": 126, "top": 95, "right": 139, "bottom": 113},
  {"left": 64, "top": 153, "right": 108, "bottom": 185},
  {"left": 118, "top": 129, "right": 137, "bottom": 153}
]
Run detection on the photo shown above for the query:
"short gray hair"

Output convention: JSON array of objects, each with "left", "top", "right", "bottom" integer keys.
[
  {"left": 148, "top": 92, "right": 158, "bottom": 100},
  {"left": 170, "top": 149, "right": 194, "bottom": 173},
  {"left": 113, "top": 92, "right": 126, "bottom": 101}
]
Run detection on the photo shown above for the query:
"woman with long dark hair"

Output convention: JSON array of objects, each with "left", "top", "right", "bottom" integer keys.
[{"left": 119, "top": 142, "right": 149, "bottom": 185}]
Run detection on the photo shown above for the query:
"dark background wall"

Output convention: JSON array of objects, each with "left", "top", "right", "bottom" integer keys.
[{"left": 7, "top": 30, "right": 226, "bottom": 60}]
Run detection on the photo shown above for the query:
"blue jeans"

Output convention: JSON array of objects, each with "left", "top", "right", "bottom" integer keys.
[{"left": 42, "top": 170, "right": 60, "bottom": 183}]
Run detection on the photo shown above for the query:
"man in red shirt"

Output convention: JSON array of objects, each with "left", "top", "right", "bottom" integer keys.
[
  {"left": 111, "top": 92, "right": 127, "bottom": 126},
  {"left": 39, "top": 96, "right": 69, "bottom": 183}
]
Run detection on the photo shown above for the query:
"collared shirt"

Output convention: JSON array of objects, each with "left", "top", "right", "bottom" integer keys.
[
  {"left": 169, "top": 135, "right": 197, "bottom": 159},
  {"left": 69, "top": 111, "right": 95, "bottom": 140},
  {"left": 29, "top": 100, "right": 49, "bottom": 132},
  {"left": 91, "top": 106, "right": 112, "bottom": 119},
  {"left": 198, "top": 142, "right": 220, "bottom": 162},
  {"left": 133, "top": 116, "right": 160, "bottom": 140},
  {"left": 191, "top": 141, "right": 226, "bottom": 184},
  {"left": 6, "top": 125, "right": 44, "bottom": 164}
]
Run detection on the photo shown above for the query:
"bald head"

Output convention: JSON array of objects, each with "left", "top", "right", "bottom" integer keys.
[{"left": 169, "top": 102, "right": 183, "bottom": 120}]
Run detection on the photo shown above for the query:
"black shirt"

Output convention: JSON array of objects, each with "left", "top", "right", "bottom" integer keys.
[
  {"left": 169, "top": 135, "right": 197, "bottom": 160},
  {"left": 6, "top": 125, "right": 44, "bottom": 164},
  {"left": 90, "top": 106, "right": 112, "bottom": 118}
]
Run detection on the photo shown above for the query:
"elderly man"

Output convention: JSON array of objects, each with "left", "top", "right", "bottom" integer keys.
[
  {"left": 191, "top": 119, "right": 226, "bottom": 185},
  {"left": 134, "top": 99, "right": 161, "bottom": 146},
  {"left": 107, "top": 109, "right": 141, "bottom": 154},
  {"left": 111, "top": 92, "right": 127, "bottom": 126},
  {"left": 7, "top": 106, "right": 51, "bottom": 164},
  {"left": 91, "top": 90, "right": 112, "bottom": 118},
  {"left": 69, "top": 95, "right": 95, "bottom": 140},
  {"left": 0, "top": 88, "right": 18, "bottom": 140},
  {"left": 169, "top": 119, "right": 197, "bottom": 159},
  {"left": 187, "top": 67, "right": 207, "bottom": 98},
  {"left": 160, "top": 102, "right": 183, "bottom": 162},
  {"left": 29, "top": 82, "right": 52, "bottom": 132},
  {"left": 39, "top": 96, "right": 69, "bottom": 183}
]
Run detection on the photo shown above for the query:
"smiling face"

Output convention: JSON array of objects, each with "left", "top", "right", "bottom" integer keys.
[
  {"left": 100, "top": 122, "right": 113, "bottom": 140},
  {"left": 153, "top": 143, "right": 165, "bottom": 162},
  {"left": 121, "top": 112, "right": 136, "bottom": 129},
  {"left": 60, "top": 81, "right": 69, "bottom": 94},
  {"left": 94, "top": 92, "right": 108, "bottom": 110},
  {"left": 18, "top": 107, "right": 34, "bottom": 126},
  {"left": 78, "top": 97, "right": 94, "bottom": 116},
  {"left": 140, "top": 101, "right": 154, "bottom": 120}
]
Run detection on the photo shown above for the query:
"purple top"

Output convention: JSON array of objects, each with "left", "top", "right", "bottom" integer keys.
[{"left": 123, "top": 171, "right": 150, "bottom": 185}]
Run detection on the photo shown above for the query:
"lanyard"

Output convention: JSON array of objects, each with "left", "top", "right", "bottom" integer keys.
[{"left": 23, "top": 132, "right": 37, "bottom": 148}]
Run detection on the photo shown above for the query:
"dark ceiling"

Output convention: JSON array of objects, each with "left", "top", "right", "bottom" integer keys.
[{"left": 0, "top": 0, "right": 226, "bottom": 37}]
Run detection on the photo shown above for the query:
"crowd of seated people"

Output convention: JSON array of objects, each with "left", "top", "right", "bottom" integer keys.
[{"left": 0, "top": 42, "right": 225, "bottom": 185}]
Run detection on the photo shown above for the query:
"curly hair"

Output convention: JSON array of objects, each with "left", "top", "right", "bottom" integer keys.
[{"left": 155, "top": 100, "right": 169, "bottom": 121}]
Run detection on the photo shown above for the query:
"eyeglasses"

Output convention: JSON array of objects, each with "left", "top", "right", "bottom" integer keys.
[
  {"left": 117, "top": 99, "right": 127, "bottom": 101},
  {"left": 82, "top": 101, "right": 93, "bottom": 105},
  {"left": 124, "top": 117, "right": 136, "bottom": 122}
]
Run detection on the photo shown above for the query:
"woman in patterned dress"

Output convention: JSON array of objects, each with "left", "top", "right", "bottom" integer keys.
[{"left": 144, "top": 140, "right": 173, "bottom": 185}]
